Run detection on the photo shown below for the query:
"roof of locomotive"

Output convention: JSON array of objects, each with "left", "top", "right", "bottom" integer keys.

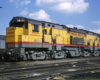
[
  {"left": 11, "top": 16, "right": 100, "bottom": 36},
  {"left": 12, "top": 16, "right": 62, "bottom": 26},
  {"left": 68, "top": 27, "right": 100, "bottom": 36},
  {"left": 10, "top": 16, "right": 41, "bottom": 24}
]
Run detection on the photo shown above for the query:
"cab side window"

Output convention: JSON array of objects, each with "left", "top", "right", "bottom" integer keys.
[
  {"left": 43, "top": 29, "right": 47, "bottom": 34},
  {"left": 32, "top": 24, "right": 39, "bottom": 32},
  {"left": 42, "top": 23, "right": 45, "bottom": 28}
]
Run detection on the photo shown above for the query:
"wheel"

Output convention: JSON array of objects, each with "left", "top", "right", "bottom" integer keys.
[
  {"left": 45, "top": 54, "right": 49, "bottom": 60},
  {"left": 64, "top": 53, "right": 67, "bottom": 58},
  {"left": 30, "top": 52, "right": 37, "bottom": 61},
  {"left": 82, "top": 51, "right": 90, "bottom": 57},
  {"left": 93, "top": 51, "right": 99, "bottom": 57}
]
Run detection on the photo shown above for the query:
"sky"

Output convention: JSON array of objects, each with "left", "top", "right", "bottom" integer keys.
[{"left": 0, "top": 0, "right": 100, "bottom": 35}]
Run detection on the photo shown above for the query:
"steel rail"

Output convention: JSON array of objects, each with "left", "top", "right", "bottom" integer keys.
[
  {"left": 0, "top": 62, "right": 100, "bottom": 79},
  {"left": 0, "top": 58, "right": 100, "bottom": 72},
  {"left": 11, "top": 66, "right": 100, "bottom": 80},
  {"left": 0, "top": 59, "right": 98, "bottom": 74}
]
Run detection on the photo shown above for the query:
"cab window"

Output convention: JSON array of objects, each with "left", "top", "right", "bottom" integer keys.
[
  {"left": 43, "top": 29, "right": 47, "bottom": 34},
  {"left": 32, "top": 24, "right": 39, "bottom": 32},
  {"left": 10, "top": 22, "right": 25, "bottom": 27}
]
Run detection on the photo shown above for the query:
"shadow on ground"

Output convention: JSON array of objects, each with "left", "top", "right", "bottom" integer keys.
[{"left": 67, "top": 72, "right": 100, "bottom": 80}]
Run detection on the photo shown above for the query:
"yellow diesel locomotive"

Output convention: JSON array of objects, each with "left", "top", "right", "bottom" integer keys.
[{"left": 5, "top": 17, "right": 100, "bottom": 60}]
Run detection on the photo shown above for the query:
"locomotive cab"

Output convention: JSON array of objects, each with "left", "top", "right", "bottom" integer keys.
[
  {"left": 5, "top": 17, "right": 44, "bottom": 60},
  {"left": 10, "top": 17, "right": 28, "bottom": 29},
  {"left": 6, "top": 17, "right": 28, "bottom": 48}
]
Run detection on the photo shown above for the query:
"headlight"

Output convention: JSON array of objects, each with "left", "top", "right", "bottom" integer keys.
[
  {"left": 25, "top": 52, "right": 28, "bottom": 54},
  {"left": 7, "top": 52, "right": 12, "bottom": 55},
  {"left": 66, "top": 51, "right": 68, "bottom": 53}
]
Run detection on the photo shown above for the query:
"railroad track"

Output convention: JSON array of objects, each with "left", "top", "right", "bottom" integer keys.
[
  {"left": 0, "top": 59, "right": 100, "bottom": 80},
  {"left": 0, "top": 58, "right": 100, "bottom": 71},
  {"left": 11, "top": 67, "right": 100, "bottom": 80},
  {"left": 0, "top": 56, "right": 100, "bottom": 70}
]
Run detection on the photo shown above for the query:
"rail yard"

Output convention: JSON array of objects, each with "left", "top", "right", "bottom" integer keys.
[{"left": 0, "top": 57, "right": 100, "bottom": 80}]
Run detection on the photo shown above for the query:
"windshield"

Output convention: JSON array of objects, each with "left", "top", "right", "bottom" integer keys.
[{"left": 10, "top": 22, "right": 25, "bottom": 27}]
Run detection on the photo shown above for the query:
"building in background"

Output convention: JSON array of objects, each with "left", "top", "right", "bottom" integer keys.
[
  {"left": 0, "top": 35, "right": 5, "bottom": 49},
  {"left": 0, "top": 35, "right": 5, "bottom": 59}
]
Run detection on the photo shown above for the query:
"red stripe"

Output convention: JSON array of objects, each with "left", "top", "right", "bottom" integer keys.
[
  {"left": 6, "top": 42, "right": 52, "bottom": 45},
  {"left": 54, "top": 44, "right": 89, "bottom": 47},
  {"left": 89, "top": 46, "right": 93, "bottom": 47},
  {"left": 6, "top": 42, "right": 100, "bottom": 47}
]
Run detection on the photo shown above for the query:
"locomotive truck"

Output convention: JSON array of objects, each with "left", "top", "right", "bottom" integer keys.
[{"left": 5, "top": 16, "right": 100, "bottom": 61}]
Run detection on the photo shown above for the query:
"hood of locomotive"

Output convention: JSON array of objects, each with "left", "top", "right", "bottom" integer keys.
[{"left": 6, "top": 27, "right": 23, "bottom": 48}]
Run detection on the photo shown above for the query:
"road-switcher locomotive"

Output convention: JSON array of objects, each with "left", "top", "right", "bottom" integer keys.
[{"left": 5, "top": 17, "right": 100, "bottom": 61}]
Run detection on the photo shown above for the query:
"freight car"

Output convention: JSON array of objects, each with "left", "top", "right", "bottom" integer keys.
[{"left": 5, "top": 16, "right": 100, "bottom": 61}]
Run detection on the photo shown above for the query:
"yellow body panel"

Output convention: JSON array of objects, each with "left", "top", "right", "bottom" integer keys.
[
  {"left": 43, "top": 35, "right": 51, "bottom": 43},
  {"left": 85, "top": 34, "right": 97, "bottom": 46},
  {"left": 45, "top": 27, "right": 51, "bottom": 35},
  {"left": 6, "top": 27, "right": 15, "bottom": 42},
  {"left": 15, "top": 27, "right": 23, "bottom": 42},
  {"left": 28, "top": 23, "right": 42, "bottom": 43},
  {"left": 56, "top": 36, "right": 62, "bottom": 44},
  {"left": 52, "top": 28, "right": 59, "bottom": 38},
  {"left": 23, "top": 27, "right": 28, "bottom": 35}
]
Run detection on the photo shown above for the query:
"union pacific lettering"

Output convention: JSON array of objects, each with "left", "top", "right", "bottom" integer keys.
[
  {"left": 70, "top": 32, "right": 84, "bottom": 37},
  {"left": 78, "top": 33, "right": 84, "bottom": 37}
]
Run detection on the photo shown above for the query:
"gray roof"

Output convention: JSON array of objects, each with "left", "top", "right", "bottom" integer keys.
[
  {"left": 0, "top": 35, "right": 5, "bottom": 40},
  {"left": 11, "top": 16, "right": 100, "bottom": 37}
]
